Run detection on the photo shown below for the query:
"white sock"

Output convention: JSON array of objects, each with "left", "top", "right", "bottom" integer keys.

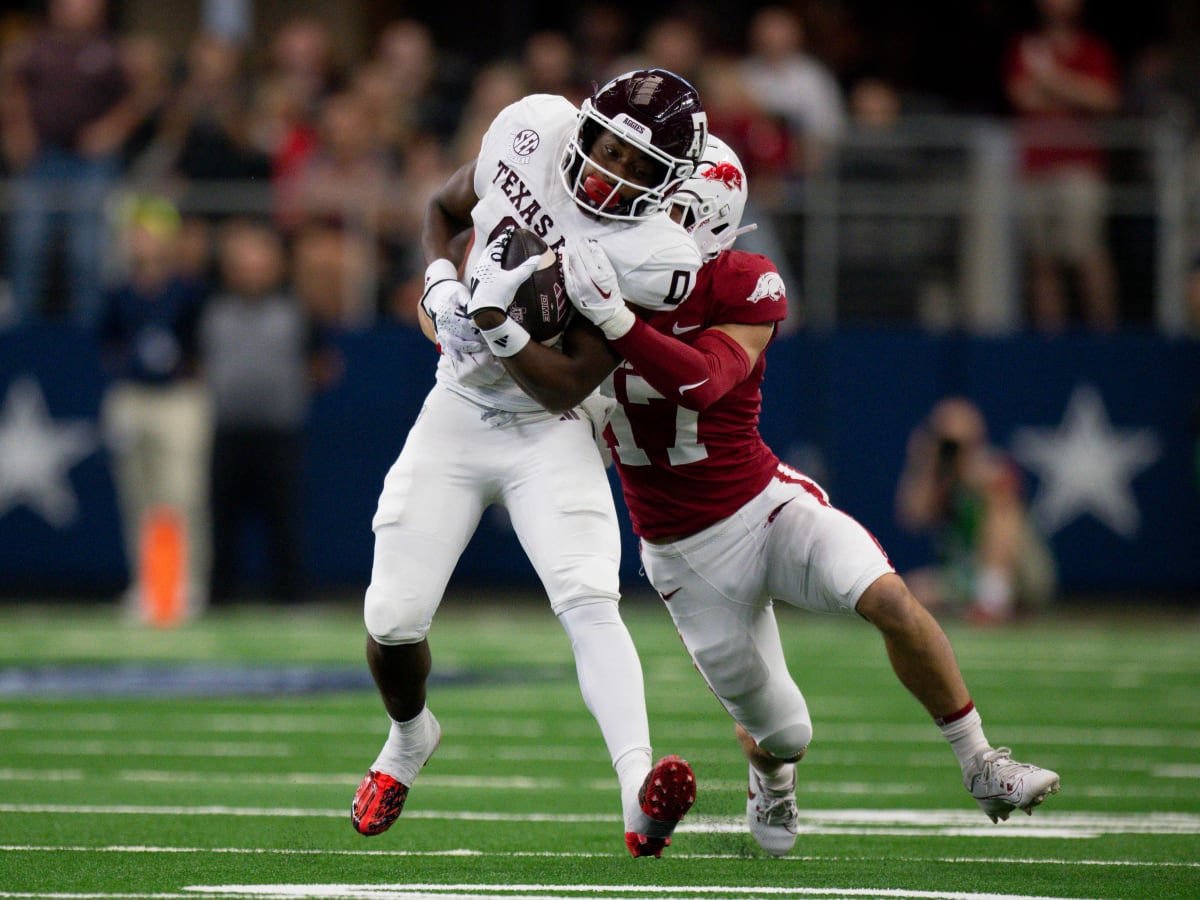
[
  {"left": 558, "top": 600, "right": 653, "bottom": 826},
  {"left": 370, "top": 707, "right": 435, "bottom": 784},
  {"left": 937, "top": 704, "right": 991, "bottom": 782},
  {"left": 757, "top": 761, "right": 797, "bottom": 792},
  {"left": 615, "top": 746, "right": 653, "bottom": 827}
]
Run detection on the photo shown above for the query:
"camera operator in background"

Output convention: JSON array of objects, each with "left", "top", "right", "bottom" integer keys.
[{"left": 896, "top": 397, "right": 1057, "bottom": 624}]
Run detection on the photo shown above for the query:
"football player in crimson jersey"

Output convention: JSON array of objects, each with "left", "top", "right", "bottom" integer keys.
[
  {"left": 353, "top": 69, "right": 705, "bottom": 857},
  {"left": 464, "top": 136, "right": 1061, "bottom": 857}
]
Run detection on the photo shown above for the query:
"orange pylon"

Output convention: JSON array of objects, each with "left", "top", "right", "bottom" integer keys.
[{"left": 139, "top": 506, "right": 187, "bottom": 628}]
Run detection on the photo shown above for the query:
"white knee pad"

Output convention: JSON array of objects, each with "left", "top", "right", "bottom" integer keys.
[
  {"left": 362, "top": 526, "right": 449, "bottom": 645},
  {"left": 758, "top": 721, "right": 813, "bottom": 762},
  {"left": 363, "top": 579, "right": 432, "bottom": 645}
]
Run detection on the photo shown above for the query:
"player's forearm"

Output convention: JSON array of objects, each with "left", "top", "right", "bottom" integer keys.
[
  {"left": 501, "top": 346, "right": 593, "bottom": 411},
  {"left": 609, "top": 319, "right": 750, "bottom": 411},
  {"left": 422, "top": 201, "right": 471, "bottom": 267},
  {"left": 421, "top": 162, "right": 477, "bottom": 267},
  {"left": 501, "top": 320, "right": 618, "bottom": 413}
]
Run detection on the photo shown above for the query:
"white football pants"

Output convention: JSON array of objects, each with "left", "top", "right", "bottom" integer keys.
[
  {"left": 363, "top": 383, "right": 651, "bottom": 773},
  {"left": 639, "top": 465, "right": 895, "bottom": 760}
]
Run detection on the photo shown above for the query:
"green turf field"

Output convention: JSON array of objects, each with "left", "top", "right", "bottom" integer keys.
[{"left": 1, "top": 594, "right": 1198, "bottom": 900}]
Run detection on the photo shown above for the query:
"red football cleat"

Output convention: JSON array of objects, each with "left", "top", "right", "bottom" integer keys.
[
  {"left": 351, "top": 770, "right": 411, "bottom": 836},
  {"left": 625, "top": 755, "right": 697, "bottom": 858}
]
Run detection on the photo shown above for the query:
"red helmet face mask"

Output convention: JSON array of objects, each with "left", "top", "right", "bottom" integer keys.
[{"left": 560, "top": 69, "right": 708, "bottom": 220}]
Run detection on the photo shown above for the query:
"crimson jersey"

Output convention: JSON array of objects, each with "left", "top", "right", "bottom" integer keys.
[{"left": 606, "top": 250, "right": 788, "bottom": 538}]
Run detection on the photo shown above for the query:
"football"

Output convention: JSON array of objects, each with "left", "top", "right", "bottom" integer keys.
[{"left": 501, "top": 228, "right": 569, "bottom": 343}]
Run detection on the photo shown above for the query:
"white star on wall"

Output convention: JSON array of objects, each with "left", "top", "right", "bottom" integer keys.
[
  {"left": 0, "top": 377, "right": 98, "bottom": 528},
  {"left": 1011, "top": 384, "right": 1161, "bottom": 538}
]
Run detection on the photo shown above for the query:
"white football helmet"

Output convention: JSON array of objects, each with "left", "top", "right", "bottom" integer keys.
[
  {"left": 667, "top": 135, "right": 755, "bottom": 260},
  {"left": 560, "top": 68, "right": 708, "bottom": 221}
]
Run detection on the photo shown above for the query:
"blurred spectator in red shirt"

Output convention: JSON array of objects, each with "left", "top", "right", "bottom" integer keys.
[
  {"left": 1004, "top": 0, "right": 1121, "bottom": 332},
  {"left": 697, "top": 59, "right": 791, "bottom": 189}
]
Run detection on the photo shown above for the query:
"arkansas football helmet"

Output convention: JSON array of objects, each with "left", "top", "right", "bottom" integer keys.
[
  {"left": 667, "top": 135, "right": 755, "bottom": 260},
  {"left": 560, "top": 68, "right": 708, "bottom": 221}
]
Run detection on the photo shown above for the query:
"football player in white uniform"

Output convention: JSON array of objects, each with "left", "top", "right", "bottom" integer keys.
[
  {"left": 461, "top": 136, "right": 1061, "bottom": 857},
  {"left": 352, "top": 69, "right": 705, "bottom": 858}
]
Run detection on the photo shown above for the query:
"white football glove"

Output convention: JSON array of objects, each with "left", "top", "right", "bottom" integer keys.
[
  {"left": 443, "top": 344, "right": 506, "bottom": 387},
  {"left": 561, "top": 239, "right": 635, "bottom": 340},
  {"left": 420, "top": 259, "right": 482, "bottom": 355},
  {"left": 579, "top": 391, "right": 617, "bottom": 468},
  {"left": 467, "top": 228, "right": 542, "bottom": 319}
]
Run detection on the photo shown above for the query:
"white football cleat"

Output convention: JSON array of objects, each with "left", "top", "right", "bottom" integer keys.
[
  {"left": 967, "top": 746, "right": 1060, "bottom": 823},
  {"left": 747, "top": 763, "right": 799, "bottom": 856}
]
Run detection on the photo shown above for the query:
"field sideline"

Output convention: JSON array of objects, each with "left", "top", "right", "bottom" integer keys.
[{"left": 1, "top": 594, "right": 1198, "bottom": 900}]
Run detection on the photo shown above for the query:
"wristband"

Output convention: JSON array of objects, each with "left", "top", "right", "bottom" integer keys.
[
  {"left": 598, "top": 304, "right": 636, "bottom": 340},
  {"left": 480, "top": 317, "right": 531, "bottom": 357}
]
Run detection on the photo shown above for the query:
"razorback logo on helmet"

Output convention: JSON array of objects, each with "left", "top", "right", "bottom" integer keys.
[
  {"left": 703, "top": 162, "right": 743, "bottom": 191},
  {"left": 746, "top": 271, "right": 785, "bottom": 304}
]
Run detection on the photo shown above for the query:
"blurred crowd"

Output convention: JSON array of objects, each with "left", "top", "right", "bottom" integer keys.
[
  {"left": 1, "top": 0, "right": 1196, "bottom": 610},
  {"left": 1, "top": 0, "right": 1199, "bottom": 335}
]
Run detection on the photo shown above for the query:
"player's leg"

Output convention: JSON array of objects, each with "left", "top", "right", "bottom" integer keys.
[
  {"left": 353, "top": 387, "right": 491, "bottom": 835},
  {"left": 504, "top": 415, "right": 693, "bottom": 857},
  {"left": 764, "top": 470, "right": 1060, "bottom": 821},
  {"left": 639, "top": 510, "right": 809, "bottom": 857},
  {"left": 855, "top": 574, "right": 1060, "bottom": 820}
]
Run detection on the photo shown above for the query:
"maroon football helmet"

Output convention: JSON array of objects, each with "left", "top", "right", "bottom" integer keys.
[{"left": 560, "top": 68, "right": 708, "bottom": 220}]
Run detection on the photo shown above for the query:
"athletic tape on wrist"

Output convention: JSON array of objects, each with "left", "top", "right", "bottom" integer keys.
[
  {"left": 599, "top": 305, "right": 636, "bottom": 340},
  {"left": 480, "top": 317, "right": 531, "bottom": 357}
]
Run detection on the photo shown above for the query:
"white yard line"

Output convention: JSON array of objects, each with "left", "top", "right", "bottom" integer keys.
[
  {"left": 2, "top": 805, "right": 1199, "bottom": 836},
  {"left": 2, "top": 845, "right": 1198, "bottom": 868}
]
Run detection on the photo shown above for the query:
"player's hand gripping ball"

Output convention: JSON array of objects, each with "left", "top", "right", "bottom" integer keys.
[{"left": 500, "top": 228, "right": 570, "bottom": 342}]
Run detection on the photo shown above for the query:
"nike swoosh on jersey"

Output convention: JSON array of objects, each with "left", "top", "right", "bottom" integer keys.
[
  {"left": 678, "top": 378, "right": 710, "bottom": 395},
  {"left": 660, "top": 587, "right": 681, "bottom": 600},
  {"left": 672, "top": 322, "right": 702, "bottom": 334}
]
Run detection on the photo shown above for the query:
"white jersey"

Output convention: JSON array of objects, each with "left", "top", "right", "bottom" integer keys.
[{"left": 435, "top": 94, "right": 702, "bottom": 413}]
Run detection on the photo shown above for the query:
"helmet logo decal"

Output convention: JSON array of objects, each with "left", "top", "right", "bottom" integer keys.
[
  {"left": 687, "top": 112, "right": 708, "bottom": 160},
  {"left": 703, "top": 162, "right": 744, "bottom": 191},
  {"left": 747, "top": 272, "right": 786, "bottom": 304},
  {"left": 512, "top": 129, "right": 540, "bottom": 156},
  {"left": 630, "top": 75, "right": 664, "bottom": 106}
]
